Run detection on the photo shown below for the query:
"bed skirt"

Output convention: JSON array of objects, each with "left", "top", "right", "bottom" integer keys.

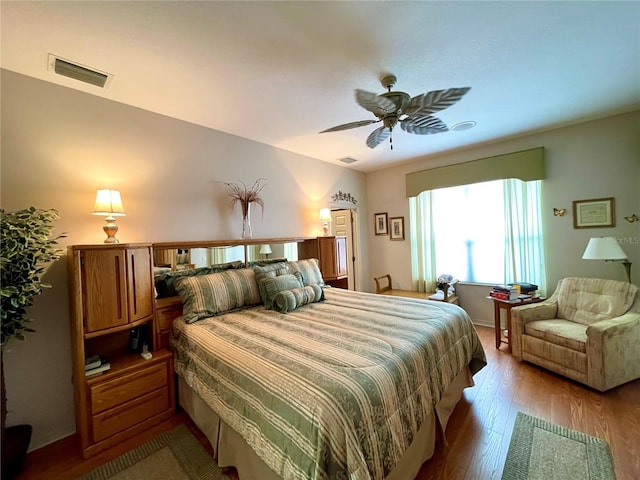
[{"left": 178, "top": 365, "right": 474, "bottom": 480}]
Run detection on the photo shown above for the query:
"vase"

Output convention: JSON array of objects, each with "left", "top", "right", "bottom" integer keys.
[{"left": 241, "top": 202, "right": 252, "bottom": 239}]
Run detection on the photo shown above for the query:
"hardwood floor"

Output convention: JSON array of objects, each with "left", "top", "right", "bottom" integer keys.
[{"left": 16, "top": 326, "right": 640, "bottom": 480}]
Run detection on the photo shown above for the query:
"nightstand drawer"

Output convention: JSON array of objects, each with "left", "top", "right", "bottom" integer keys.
[
  {"left": 90, "top": 362, "right": 167, "bottom": 414},
  {"left": 92, "top": 387, "right": 169, "bottom": 443}
]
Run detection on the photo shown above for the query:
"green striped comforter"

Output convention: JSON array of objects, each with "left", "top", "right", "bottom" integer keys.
[{"left": 171, "top": 288, "right": 486, "bottom": 480}]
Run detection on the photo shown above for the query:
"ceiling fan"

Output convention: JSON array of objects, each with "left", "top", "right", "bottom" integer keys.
[{"left": 319, "top": 75, "right": 471, "bottom": 150}]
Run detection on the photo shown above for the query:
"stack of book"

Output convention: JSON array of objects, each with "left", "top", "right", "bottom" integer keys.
[
  {"left": 489, "top": 285, "right": 519, "bottom": 301},
  {"left": 85, "top": 355, "right": 111, "bottom": 377}
]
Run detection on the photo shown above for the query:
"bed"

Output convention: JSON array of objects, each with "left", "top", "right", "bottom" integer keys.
[{"left": 163, "top": 262, "right": 486, "bottom": 480}]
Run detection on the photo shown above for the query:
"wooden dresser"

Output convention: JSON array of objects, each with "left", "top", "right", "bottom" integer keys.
[
  {"left": 68, "top": 244, "right": 175, "bottom": 458},
  {"left": 299, "top": 236, "right": 349, "bottom": 288}
]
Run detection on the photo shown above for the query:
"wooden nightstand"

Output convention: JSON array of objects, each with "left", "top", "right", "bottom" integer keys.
[
  {"left": 488, "top": 296, "right": 544, "bottom": 352},
  {"left": 68, "top": 244, "right": 175, "bottom": 458}
]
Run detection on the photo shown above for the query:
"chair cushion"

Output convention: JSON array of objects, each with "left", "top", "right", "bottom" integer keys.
[
  {"left": 555, "top": 277, "right": 637, "bottom": 325},
  {"left": 525, "top": 319, "right": 587, "bottom": 353}
]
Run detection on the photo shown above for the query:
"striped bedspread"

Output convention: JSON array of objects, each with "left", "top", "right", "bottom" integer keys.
[{"left": 171, "top": 288, "right": 486, "bottom": 480}]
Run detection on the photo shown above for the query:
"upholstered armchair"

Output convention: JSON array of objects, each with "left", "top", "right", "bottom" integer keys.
[{"left": 511, "top": 277, "right": 640, "bottom": 392}]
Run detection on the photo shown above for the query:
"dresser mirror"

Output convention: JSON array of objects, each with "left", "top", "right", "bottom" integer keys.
[{"left": 152, "top": 238, "right": 307, "bottom": 272}]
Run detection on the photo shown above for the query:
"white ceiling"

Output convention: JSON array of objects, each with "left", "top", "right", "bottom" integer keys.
[{"left": 2, "top": 1, "right": 639, "bottom": 172}]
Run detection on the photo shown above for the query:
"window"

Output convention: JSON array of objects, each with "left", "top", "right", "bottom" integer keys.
[{"left": 409, "top": 179, "right": 546, "bottom": 291}]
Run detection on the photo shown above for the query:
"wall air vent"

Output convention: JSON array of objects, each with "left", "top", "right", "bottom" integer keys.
[
  {"left": 47, "top": 54, "right": 113, "bottom": 88},
  {"left": 339, "top": 157, "right": 358, "bottom": 164}
]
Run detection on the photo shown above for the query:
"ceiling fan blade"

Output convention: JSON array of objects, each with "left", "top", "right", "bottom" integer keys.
[
  {"left": 366, "top": 126, "right": 390, "bottom": 148},
  {"left": 404, "top": 87, "right": 471, "bottom": 116},
  {"left": 319, "top": 119, "right": 379, "bottom": 133},
  {"left": 355, "top": 89, "right": 397, "bottom": 117},
  {"left": 401, "top": 115, "right": 449, "bottom": 135}
]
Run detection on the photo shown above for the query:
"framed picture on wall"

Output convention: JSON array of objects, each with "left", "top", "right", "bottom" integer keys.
[
  {"left": 572, "top": 197, "right": 615, "bottom": 228},
  {"left": 389, "top": 216, "right": 405, "bottom": 240},
  {"left": 374, "top": 212, "right": 388, "bottom": 235}
]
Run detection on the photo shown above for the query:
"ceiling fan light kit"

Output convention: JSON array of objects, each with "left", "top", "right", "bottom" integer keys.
[{"left": 320, "top": 74, "right": 471, "bottom": 150}]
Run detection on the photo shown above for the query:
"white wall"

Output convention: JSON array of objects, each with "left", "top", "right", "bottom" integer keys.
[
  {"left": 366, "top": 110, "right": 640, "bottom": 323},
  {"left": 0, "top": 70, "right": 369, "bottom": 450}
]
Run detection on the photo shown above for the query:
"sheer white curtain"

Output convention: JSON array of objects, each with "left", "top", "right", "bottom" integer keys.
[
  {"left": 409, "top": 191, "right": 437, "bottom": 292},
  {"left": 410, "top": 179, "right": 546, "bottom": 293},
  {"left": 504, "top": 179, "right": 546, "bottom": 295},
  {"left": 284, "top": 242, "right": 298, "bottom": 261}
]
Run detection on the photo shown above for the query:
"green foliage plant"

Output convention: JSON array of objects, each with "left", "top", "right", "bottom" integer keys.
[{"left": 1, "top": 207, "right": 64, "bottom": 350}]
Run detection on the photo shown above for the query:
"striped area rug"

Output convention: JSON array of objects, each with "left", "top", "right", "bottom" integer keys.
[
  {"left": 502, "top": 412, "right": 616, "bottom": 480},
  {"left": 77, "top": 424, "right": 228, "bottom": 480}
]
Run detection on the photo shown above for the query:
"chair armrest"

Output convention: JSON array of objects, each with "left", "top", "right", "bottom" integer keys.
[
  {"left": 513, "top": 300, "right": 558, "bottom": 323},
  {"left": 586, "top": 312, "right": 640, "bottom": 391},
  {"left": 511, "top": 300, "right": 558, "bottom": 359}
]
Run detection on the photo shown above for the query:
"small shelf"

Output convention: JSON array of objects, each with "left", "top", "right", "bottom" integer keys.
[{"left": 85, "top": 349, "right": 172, "bottom": 385}]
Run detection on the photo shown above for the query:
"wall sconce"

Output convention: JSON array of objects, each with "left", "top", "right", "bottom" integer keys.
[
  {"left": 92, "top": 189, "right": 126, "bottom": 243},
  {"left": 582, "top": 236, "right": 632, "bottom": 283},
  {"left": 553, "top": 208, "right": 566, "bottom": 216},
  {"left": 624, "top": 214, "right": 638, "bottom": 223},
  {"left": 319, "top": 208, "right": 332, "bottom": 236},
  {"left": 259, "top": 244, "right": 272, "bottom": 259}
]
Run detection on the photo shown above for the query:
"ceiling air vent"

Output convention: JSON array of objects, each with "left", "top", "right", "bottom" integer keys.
[
  {"left": 47, "top": 54, "right": 113, "bottom": 88},
  {"left": 339, "top": 157, "right": 358, "bottom": 164}
]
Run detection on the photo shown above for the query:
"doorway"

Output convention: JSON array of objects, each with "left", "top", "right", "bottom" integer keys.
[{"left": 330, "top": 208, "right": 359, "bottom": 290}]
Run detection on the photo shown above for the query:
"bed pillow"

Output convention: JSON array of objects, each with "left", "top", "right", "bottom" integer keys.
[
  {"left": 286, "top": 258, "right": 325, "bottom": 286},
  {"left": 154, "top": 260, "right": 244, "bottom": 298},
  {"left": 253, "top": 262, "right": 289, "bottom": 304},
  {"left": 273, "top": 284, "right": 324, "bottom": 313},
  {"left": 249, "top": 257, "right": 288, "bottom": 267},
  {"left": 175, "top": 268, "right": 261, "bottom": 323},
  {"left": 260, "top": 272, "right": 304, "bottom": 310}
]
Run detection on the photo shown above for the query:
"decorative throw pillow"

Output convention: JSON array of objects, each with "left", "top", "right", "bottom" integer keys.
[
  {"left": 260, "top": 272, "right": 304, "bottom": 310},
  {"left": 175, "top": 268, "right": 261, "bottom": 323},
  {"left": 273, "top": 285, "right": 324, "bottom": 313},
  {"left": 253, "top": 262, "right": 289, "bottom": 304},
  {"left": 154, "top": 261, "right": 244, "bottom": 298},
  {"left": 286, "top": 259, "right": 325, "bottom": 286}
]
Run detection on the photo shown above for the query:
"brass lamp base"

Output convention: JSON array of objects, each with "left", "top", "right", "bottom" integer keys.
[{"left": 103, "top": 216, "right": 120, "bottom": 243}]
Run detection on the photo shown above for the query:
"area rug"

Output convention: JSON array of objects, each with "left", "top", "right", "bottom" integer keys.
[
  {"left": 502, "top": 412, "right": 616, "bottom": 480},
  {"left": 77, "top": 424, "right": 229, "bottom": 480}
]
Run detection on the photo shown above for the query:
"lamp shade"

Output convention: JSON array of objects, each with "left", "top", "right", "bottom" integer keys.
[
  {"left": 92, "top": 189, "right": 126, "bottom": 216},
  {"left": 259, "top": 244, "right": 272, "bottom": 255},
  {"left": 319, "top": 208, "right": 332, "bottom": 223},
  {"left": 582, "top": 237, "right": 627, "bottom": 260}
]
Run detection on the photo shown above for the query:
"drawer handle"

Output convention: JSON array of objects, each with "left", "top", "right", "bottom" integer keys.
[{"left": 98, "top": 390, "right": 164, "bottom": 422}]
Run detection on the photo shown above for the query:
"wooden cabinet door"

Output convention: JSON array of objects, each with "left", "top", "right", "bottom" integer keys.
[
  {"left": 81, "top": 249, "right": 128, "bottom": 333},
  {"left": 318, "top": 237, "right": 337, "bottom": 279},
  {"left": 126, "top": 247, "right": 154, "bottom": 323}
]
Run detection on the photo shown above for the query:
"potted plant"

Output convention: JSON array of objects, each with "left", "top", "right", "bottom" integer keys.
[{"left": 1, "top": 207, "right": 64, "bottom": 479}]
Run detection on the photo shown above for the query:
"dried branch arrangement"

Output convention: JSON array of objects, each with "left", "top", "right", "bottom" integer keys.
[{"left": 221, "top": 178, "right": 266, "bottom": 217}]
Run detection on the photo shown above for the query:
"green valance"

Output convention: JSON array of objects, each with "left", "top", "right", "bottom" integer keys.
[{"left": 405, "top": 147, "right": 545, "bottom": 197}]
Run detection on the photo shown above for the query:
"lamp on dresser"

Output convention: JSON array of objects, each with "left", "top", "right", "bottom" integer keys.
[
  {"left": 319, "top": 208, "right": 332, "bottom": 236},
  {"left": 92, "top": 189, "right": 126, "bottom": 243},
  {"left": 582, "top": 236, "right": 632, "bottom": 283},
  {"left": 259, "top": 244, "right": 272, "bottom": 259}
]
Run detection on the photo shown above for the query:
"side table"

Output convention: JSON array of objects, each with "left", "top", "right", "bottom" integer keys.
[{"left": 488, "top": 296, "right": 544, "bottom": 352}]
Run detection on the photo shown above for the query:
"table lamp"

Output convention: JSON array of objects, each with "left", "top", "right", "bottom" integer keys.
[
  {"left": 92, "top": 189, "right": 126, "bottom": 243},
  {"left": 259, "top": 244, "right": 272, "bottom": 259},
  {"left": 319, "top": 208, "right": 332, "bottom": 236}
]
